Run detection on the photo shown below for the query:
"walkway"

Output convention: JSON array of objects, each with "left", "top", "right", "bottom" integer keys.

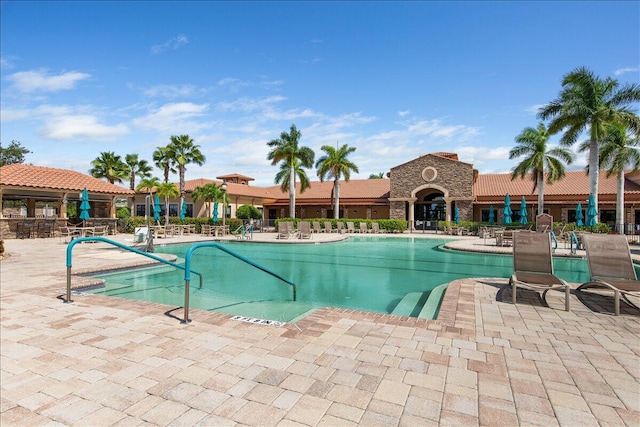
[{"left": 1, "top": 233, "right": 639, "bottom": 426}]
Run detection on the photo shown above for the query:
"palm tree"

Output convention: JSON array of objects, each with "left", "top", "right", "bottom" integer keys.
[
  {"left": 509, "top": 123, "right": 574, "bottom": 215},
  {"left": 267, "top": 124, "right": 315, "bottom": 219},
  {"left": 168, "top": 134, "right": 206, "bottom": 213},
  {"left": 89, "top": 151, "right": 127, "bottom": 184},
  {"left": 369, "top": 172, "right": 384, "bottom": 179},
  {"left": 538, "top": 67, "right": 640, "bottom": 219},
  {"left": 273, "top": 157, "right": 312, "bottom": 212},
  {"left": 597, "top": 123, "right": 640, "bottom": 234},
  {"left": 124, "top": 154, "right": 153, "bottom": 191},
  {"left": 153, "top": 146, "right": 177, "bottom": 183},
  {"left": 191, "top": 183, "right": 224, "bottom": 219},
  {"left": 156, "top": 182, "right": 179, "bottom": 227},
  {"left": 136, "top": 177, "right": 162, "bottom": 220},
  {"left": 316, "top": 143, "right": 359, "bottom": 219}
]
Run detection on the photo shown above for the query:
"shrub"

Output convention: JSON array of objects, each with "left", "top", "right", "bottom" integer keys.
[{"left": 236, "top": 205, "right": 262, "bottom": 220}]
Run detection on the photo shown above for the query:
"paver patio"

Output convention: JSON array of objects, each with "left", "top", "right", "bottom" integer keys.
[{"left": 1, "top": 233, "right": 639, "bottom": 426}]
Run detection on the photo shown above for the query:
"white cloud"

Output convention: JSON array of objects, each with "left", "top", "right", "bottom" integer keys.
[
  {"left": 398, "top": 110, "right": 410, "bottom": 117},
  {"left": 151, "top": 34, "right": 189, "bottom": 55},
  {"left": 41, "top": 114, "right": 129, "bottom": 141},
  {"left": 143, "top": 84, "right": 206, "bottom": 98},
  {"left": 215, "top": 96, "right": 286, "bottom": 113},
  {"left": 133, "top": 102, "right": 211, "bottom": 133},
  {"left": 614, "top": 66, "right": 640, "bottom": 76},
  {"left": 8, "top": 69, "right": 91, "bottom": 93}
]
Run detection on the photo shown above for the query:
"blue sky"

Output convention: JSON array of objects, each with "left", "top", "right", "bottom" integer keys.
[{"left": 1, "top": 1, "right": 638, "bottom": 187}]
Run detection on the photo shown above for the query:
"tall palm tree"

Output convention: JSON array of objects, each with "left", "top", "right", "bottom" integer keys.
[
  {"left": 267, "top": 124, "right": 315, "bottom": 219},
  {"left": 136, "top": 177, "right": 162, "bottom": 219},
  {"left": 153, "top": 146, "right": 177, "bottom": 183},
  {"left": 597, "top": 123, "right": 640, "bottom": 234},
  {"left": 509, "top": 123, "right": 574, "bottom": 215},
  {"left": 316, "top": 143, "right": 359, "bottom": 219},
  {"left": 168, "top": 134, "right": 206, "bottom": 213},
  {"left": 124, "top": 154, "right": 153, "bottom": 191},
  {"left": 191, "top": 183, "right": 224, "bottom": 219},
  {"left": 156, "top": 182, "right": 179, "bottom": 227},
  {"left": 538, "top": 67, "right": 640, "bottom": 219},
  {"left": 273, "top": 157, "right": 312, "bottom": 214},
  {"left": 89, "top": 151, "right": 127, "bottom": 184}
]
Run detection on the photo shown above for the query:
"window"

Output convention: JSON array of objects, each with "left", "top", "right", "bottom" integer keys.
[{"left": 136, "top": 204, "right": 146, "bottom": 217}]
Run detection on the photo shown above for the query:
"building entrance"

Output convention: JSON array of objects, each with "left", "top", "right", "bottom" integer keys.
[{"left": 415, "top": 193, "right": 446, "bottom": 221}]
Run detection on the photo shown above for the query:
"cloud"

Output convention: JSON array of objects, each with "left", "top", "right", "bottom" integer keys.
[
  {"left": 151, "top": 34, "right": 189, "bottom": 55},
  {"left": 8, "top": 69, "right": 91, "bottom": 93},
  {"left": 1, "top": 55, "right": 16, "bottom": 69},
  {"left": 525, "top": 104, "right": 544, "bottom": 115},
  {"left": 398, "top": 110, "right": 410, "bottom": 117},
  {"left": 215, "top": 96, "right": 286, "bottom": 113},
  {"left": 40, "top": 114, "right": 129, "bottom": 141},
  {"left": 142, "top": 84, "right": 206, "bottom": 98},
  {"left": 614, "top": 66, "right": 640, "bottom": 76},
  {"left": 133, "top": 102, "right": 211, "bottom": 133}
]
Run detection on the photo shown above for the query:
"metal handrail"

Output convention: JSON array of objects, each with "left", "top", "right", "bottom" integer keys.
[
  {"left": 183, "top": 242, "right": 297, "bottom": 321},
  {"left": 65, "top": 237, "right": 203, "bottom": 322}
]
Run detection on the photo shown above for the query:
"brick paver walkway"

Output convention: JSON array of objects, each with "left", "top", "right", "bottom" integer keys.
[{"left": 1, "top": 234, "right": 638, "bottom": 426}]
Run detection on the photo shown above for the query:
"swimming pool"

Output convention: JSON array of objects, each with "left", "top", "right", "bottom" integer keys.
[{"left": 89, "top": 236, "right": 592, "bottom": 322}]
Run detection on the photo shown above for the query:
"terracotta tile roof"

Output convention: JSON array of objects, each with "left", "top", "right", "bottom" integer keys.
[
  {"left": 0, "top": 164, "right": 135, "bottom": 195},
  {"left": 216, "top": 173, "right": 255, "bottom": 182},
  {"left": 265, "top": 178, "right": 391, "bottom": 201},
  {"left": 474, "top": 170, "right": 640, "bottom": 198}
]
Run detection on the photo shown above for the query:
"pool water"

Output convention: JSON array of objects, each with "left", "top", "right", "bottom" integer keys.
[{"left": 90, "top": 236, "right": 592, "bottom": 322}]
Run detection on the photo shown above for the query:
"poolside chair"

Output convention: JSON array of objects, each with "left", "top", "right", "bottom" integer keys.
[
  {"left": 201, "top": 224, "right": 212, "bottom": 236},
  {"left": 323, "top": 221, "right": 333, "bottom": 233},
  {"left": 346, "top": 222, "right": 355, "bottom": 233},
  {"left": 276, "top": 221, "right": 291, "bottom": 239},
  {"left": 535, "top": 213, "right": 553, "bottom": 233},
  {"left": 508, "top": 231, "right": 570, "bottom": 311},
  {"left": 370, "top": 222, "right": 383, "bottom": 234},
  {"left": 312, "top": 221, "right": 322, "bottom": 233},
  {"left": 87, "top": 225, "right": 108, "bottom": 237},
  {"left": 298, "top": 221, "right": 312, "bottom": 239},
  {"left": 357, "top": 222, "right": 368, "bottom": 233},
  {"left": 577, "top": 234, "right": 640, "bottom": 316},
  {"left": 336, "top": 222, "right": 345, "bottom": 233}
]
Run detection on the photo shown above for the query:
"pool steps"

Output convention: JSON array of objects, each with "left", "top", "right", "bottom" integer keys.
[{"left": 391, "top": 284, "right": 448, "bottom": 319}]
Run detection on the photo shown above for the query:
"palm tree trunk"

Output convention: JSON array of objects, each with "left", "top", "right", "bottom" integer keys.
[
  {"left": 589, "top": 140, "right": 599, "bottom": 223},
  {"left": 537, "top": 171, "right": 544, "bottom": 216},
  {"left": 179, "top": 167, "right": 185, "bottom": 216},
  {"left": 289, "top": 163, "right": 295, "bottom": 219},
  {"left": 334, "top": 179, "right": 340, "bottom": 219},
  {"left": 616, "top": 171, "right": 625, "bottom": 234},
  {"left": 165, "top": 197, "right": 170, "bottom": 227}
]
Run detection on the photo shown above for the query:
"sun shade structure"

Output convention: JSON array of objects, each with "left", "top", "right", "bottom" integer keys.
[
  {"left": 488, "top": 205, "right": 495, "bottom": 224},
  {"left": 503, "top": 194, "right": 512, "bottom": 225},
  {"left": 79, "top": 188, "right": 90, "bottom": 223},
  {"left": 519, "top": 197, "right": 528, "bottom": 225},
  {"left": 586, "top": 194, "right": 598, "bottom": 227},
  {"left": 575, "top": 202, "right": 584, "bottom": 227},
  {"left": 153, "top": 195, "right": 161, "bottom": 222}
]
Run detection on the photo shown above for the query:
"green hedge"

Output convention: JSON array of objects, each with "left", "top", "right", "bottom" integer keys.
[{"left": 121, "top": 216, "right": 243, "bottom": 234}]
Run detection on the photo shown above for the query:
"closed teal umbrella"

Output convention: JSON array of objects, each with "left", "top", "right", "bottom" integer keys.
[
  {"left": 212, "top": 201, "right": 219, "bottom": 222},
  {"left": 503, "top": 194, "right": 512, "bottom": 225},
  {"left": 79, "top": 188, "right": 90, "bottom": 223},
  {"left": 586, "top": 194, "right": 598, "bottom": 227},
  {"left": 454, "top": 207, "right": 460, "bottom": 224},
  {"left": 519, "top": 197, "right": 528, "bottom": 225},
  {"left": 575, "top": 203, "right": 584, "bottom": 227},
  {"left": 488, "top": 205, "right": 495, "bottom": 224},
  {"left": 180, "top": 200, "right": 186, "bottom": 221},
  {"left": 153, "top": 195, "right": 161, "bottom": 222}
]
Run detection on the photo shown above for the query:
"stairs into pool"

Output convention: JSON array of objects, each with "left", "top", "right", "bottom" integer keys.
[{"left": 391, "top": 284, "right": 448, "bottom": 319}]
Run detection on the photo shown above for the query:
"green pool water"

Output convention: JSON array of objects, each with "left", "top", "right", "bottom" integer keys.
[{"left": 89, "top": 236, "right": 592, "bottom": 322}]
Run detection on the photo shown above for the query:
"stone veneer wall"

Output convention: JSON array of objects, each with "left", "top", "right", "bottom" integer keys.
[{"left": 389, "top": 154, "right": 475, "bottom": 221}]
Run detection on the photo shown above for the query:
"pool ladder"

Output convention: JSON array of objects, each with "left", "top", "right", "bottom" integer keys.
[{"left": 65, "top": 237, "right": 296, "bottom": 323}]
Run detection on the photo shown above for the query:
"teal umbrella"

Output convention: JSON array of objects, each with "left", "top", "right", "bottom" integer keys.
[
  {"left": 519, "top": 197, "right": 528, "bottom": 225},
  {"left": 575, "top": 203, "right": 584, "bottom": 227},
  {"left": 503, "top": 194, "right": 512, "bottom": 225},
  {"left": 153, "top": 195, "right": 161, "bottom": 222},
  {"left": 586, "top": 193, "right": 598, "bottom": 227},
  {"left": 79, "top": 188, "right": 90, "bottom": 222},
  {"left": 488, "top": 205, "right": 495, "bottom": 224},
  {"left": 454, "top": 207, "right": 460, "bottom": 224},
  {"left": 212, "top": 201, "right": 219, "bottom": 222},
  {"left": 180, "top": 200, "right": 186, "bottom": 221}
]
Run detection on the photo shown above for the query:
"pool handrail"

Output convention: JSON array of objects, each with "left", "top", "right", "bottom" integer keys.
[
  {"left": 184, "top": 242, "right": 296, "bottom": 303},
  {"left": 65, "top": 237, "right": 203, "bottom": 323}
]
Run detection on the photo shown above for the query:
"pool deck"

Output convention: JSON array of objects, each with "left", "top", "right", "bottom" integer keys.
[{"left": 1, "top": 232, "right": 639, "bottom": 426}]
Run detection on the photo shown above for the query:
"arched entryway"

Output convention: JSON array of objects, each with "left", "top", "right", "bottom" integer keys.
[{"left": 414, "top": 189, "right": 446, "bottom": 222}]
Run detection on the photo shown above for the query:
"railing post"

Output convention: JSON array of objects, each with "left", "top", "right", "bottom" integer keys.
[
  {"left": 65, "top": 266, "right": 73, "bottom": 303},
  {"left": 183, "top": 279, "right": 191, "bottom": 323}
]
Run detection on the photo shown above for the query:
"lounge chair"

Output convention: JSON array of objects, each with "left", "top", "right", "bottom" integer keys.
[
  {"left": 535, "top": 213, "right": 553, "bottom": 233},
  {"left": 87, "top": 225, "right": 108, "bottom": 237},
  {"left": 276, "top": 221, "right": 291, "bottom": 239},
  {"left": 370, "top": 222, "right": 383, "bottom": 234},
  {"left": 336, "top": 222, "right": 345, "bottom": 233},
  {"left": 201, "top": 224, "right": 212, "bottom": 236},
  {"left": 577, "top": 234, "right": 640, "bottom": 316},
  {"left": 312, "top": 221, "right": 322, "bottom": 233},
  {"left": 323, "top": 221, "right": 333, "bottom": 233},
  {"left": 508, "top": 231, "right": 570, "bottom": 311},
  {"left": 357, "top": 222, "right": 368, "bottom": 233},
  {"left": 59, "top": 226, "right": 81, "bottom": 243},
  {"left": 298, "top": 221, "right": 312, "bottom": 239},
  {"left": 346, "top": 222, "right": 355, "bottom": 233}
]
